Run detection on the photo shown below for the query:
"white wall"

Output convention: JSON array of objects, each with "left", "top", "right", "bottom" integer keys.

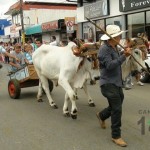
[
  {"left": 4, "top": 26, "right": 11, "bottom": 36},
  {"left": 109, "top": 0, "right": 122, "bottom": 16},
  {"left": 23, "top": 9, "right": 77, "bottom": 26},
  {"left": 77, "top": 7, "right": 85, "bottom": 23}
]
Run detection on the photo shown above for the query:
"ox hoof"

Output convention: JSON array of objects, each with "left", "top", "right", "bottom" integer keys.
[
  {"left": 75, "top": 95, "right": 78, "bottom": 100},
  {"left": 90, "top": 80, "right": 96, "bottom": 85},
  {"left": 71, "top": 114, "right": 77, "bottom": 119},
  {"left": 89, "top": 103, "right": 96, "bottom": 107},
  {"left": 37, "top": 99, "right": 43, "bottom": 102},
  {"left": 0, "top": 64, "right": 3, "bottom": 69},
  {"left": 64, "top": 112, "right": 70, "bottom": 117},
  {"left": 52, "top": 105, "right": 58, "bottom": 109}
]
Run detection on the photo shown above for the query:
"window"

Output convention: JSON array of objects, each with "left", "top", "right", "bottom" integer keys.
[
  {"left": 106, "top": 16, "right": 124, "bottom": 39},
  {"left": 146, "top": 11, "right": 150, "bottom": 40},
  {"left": 83, "top": 22, "right": 96, "bottom": 42},
  {"left": 96, "top": 19, "right": 105, "bottom": 41},
  {"left": 106, "top": 16, "right": 122, "bottom": 28},
  {"left": 127, "top": 12, "right": 145, "bottom": 38}
]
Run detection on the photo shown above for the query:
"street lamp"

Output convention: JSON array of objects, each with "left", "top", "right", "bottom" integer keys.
[{"left": 20, "top": 0, "right": 25, "bottom": 45}]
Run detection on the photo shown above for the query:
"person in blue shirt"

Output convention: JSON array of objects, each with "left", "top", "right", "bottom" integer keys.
[
  {"left": 24, "top": 44, "right": 33, "bottom": 64},
  {"left": 96, "top": 25, "right": 131, "bottom": 147}
]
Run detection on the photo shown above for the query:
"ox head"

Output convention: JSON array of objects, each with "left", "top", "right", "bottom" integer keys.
[
  {"left": 83, "top": 54, "right": 100, "bottom": 84},
  {"left": 132, "top": 38, "right": 148, "bottom": 60},
  {"left": 130, "top": 48, "right": 146, "bottom": 71},
  {"left": 71, "top": 39, "right": 100, "bottom": 84},
  {"left": 122, "top": 48, "right": 146, "bottom": 80},
  {"left": 86, "top": 55, "right": 100, "bottom": 84}
]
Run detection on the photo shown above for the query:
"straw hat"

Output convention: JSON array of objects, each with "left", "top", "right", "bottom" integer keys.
[{"left": 101, "top": 25, "right": 124, "bottom": 40}]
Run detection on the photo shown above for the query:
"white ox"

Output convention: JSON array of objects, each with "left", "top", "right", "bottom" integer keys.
[
  {"left": 121, "top": 48, "right": 146, "bottom": 81},
  {"left": 32, "top": 42, "right": 99, "bottom": 119}
]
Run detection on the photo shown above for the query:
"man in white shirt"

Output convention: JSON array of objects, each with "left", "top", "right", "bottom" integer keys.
[
  {"left": 0, "top": 41, "right": 6, "bottom": 54},
  {"left": 50, "top": 36, "right": 57, "bottom": 46}
]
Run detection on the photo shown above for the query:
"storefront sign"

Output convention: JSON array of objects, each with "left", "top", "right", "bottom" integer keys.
[
  {"left": 65, "top": 17, "right": 75, "bottom": 33},
  {"left": 10, "top": 31, "right": 20, "bottom": 38},
  {"left": 84, "top": 0, "right": 109, "bottom": 19},
  {"left": 119, "top": 0, "right": 150, "bottom": 12},
  {"left": 42, "top": 21, "right": 58, "bottom": 31},
  {"left": 10, "top": 24, "right": 16, "bottom": 33},
  {"left": 15, "top": 26, "right": 22, "bottom": 32},
  {"left": 9, "top": 24, "right": 21, "bottom": 38}
]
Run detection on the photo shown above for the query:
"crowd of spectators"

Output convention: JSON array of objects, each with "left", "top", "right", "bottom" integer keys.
[{"left": 0, "top": 33, "right": 149, "bottom": 78}]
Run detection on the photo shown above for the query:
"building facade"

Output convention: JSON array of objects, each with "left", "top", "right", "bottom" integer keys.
[
  {"left": 5, "top": 0, "right": 77, "bottom": 43},
  {"left": 0, "top": 18, "right": 12, "bottom": 42},
  {"left": 77, "top": 0, "right": 150, "bottom": 42}
]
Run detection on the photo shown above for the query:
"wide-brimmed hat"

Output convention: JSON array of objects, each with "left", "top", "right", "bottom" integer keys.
[{"left": 101, "top": 25, "right": 124, "bottom": 40}]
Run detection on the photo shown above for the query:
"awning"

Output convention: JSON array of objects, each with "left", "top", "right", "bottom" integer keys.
[{"left": 25, "top": 24, "right": 42, "bottom": 35}]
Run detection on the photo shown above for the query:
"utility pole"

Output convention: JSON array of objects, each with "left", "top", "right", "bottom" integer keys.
[{"left": 20, "top": 0, "right": 25, "bottom": 45}]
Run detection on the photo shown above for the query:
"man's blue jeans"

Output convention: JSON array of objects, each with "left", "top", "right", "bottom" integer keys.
[{"left": 100, "top": 83, "right": 124, "bottom": 139}]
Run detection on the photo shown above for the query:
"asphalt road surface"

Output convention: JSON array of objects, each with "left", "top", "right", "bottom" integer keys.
[{"left": 0, "top": 63, "right": 150, "bottom": 150}]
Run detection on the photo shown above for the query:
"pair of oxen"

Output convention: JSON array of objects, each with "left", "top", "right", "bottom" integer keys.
[{"left": 32, "top": 40, "right": 146, "bottom": 119}]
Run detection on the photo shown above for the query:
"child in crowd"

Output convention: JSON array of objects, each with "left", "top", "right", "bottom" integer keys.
[
  {"left": 9, "top": 44, "right": 29, "bottom": 72},
  {"left": 35, "top": 38, "right": 42, "bottom": 50},
  {"left": 24, "top": 44, "right": 33, "bottom": 64}
]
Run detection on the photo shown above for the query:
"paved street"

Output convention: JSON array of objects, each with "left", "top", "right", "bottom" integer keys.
[{"left": 0, "top": 63, "right": 150, "bottom": 150}]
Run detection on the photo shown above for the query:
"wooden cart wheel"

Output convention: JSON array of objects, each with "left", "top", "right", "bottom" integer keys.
[
  {"left": 8, "top": 79, "right": 21, "bottom": 99},
  {"left": 48, "top": 79, "right": 53, "bottom": 92}
]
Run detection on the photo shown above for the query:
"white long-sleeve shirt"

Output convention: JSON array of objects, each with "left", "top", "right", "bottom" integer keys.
[
  {"left": 49, "top": 41, "right": 57, "bottom": 46},
  {"left": 0, "top": 46, "right": 6, "bottom": 53}
]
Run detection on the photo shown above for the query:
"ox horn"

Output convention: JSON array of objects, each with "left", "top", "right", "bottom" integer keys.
[{"left": 75, "top": 39, "right": 82, "bottom": 48}]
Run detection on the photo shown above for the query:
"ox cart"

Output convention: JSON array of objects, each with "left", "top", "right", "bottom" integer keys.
[{"left": 8, "top": 65, "right": 53, "bottom": 99}]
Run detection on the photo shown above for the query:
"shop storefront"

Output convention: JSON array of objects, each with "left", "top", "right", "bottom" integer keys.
[
  {"left": 120, "top": 0, "right": 150, "bottom": 39},
  {"left": 77, "top": 0, "right": 150, "bottom": 41},
  {"left": 41, "top": 19, "right": 67, "bottom": 44},
  {"left": 25, "top": 24, "right": 42, "bottom": 42},
  {"left": 9, "top": 24, "right": 22, "bottom": 43},
  {"left": 82, "top": 0, "right": 109, "bottom": 41}
]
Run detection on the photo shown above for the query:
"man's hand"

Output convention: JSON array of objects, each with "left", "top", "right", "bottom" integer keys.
[
  {"left": 26, "top": 61, "right": 30, "bottom": 65},
  {"left": 124, "top": 48, "right": 131, "bottom": 57},
  {"left": 13, "top": 64, "right": 21, "bottom": 69},
  {"left": 15, "top": 57, "right": 20, "bottom": 62}
]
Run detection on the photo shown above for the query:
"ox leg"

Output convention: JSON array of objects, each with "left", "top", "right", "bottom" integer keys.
[
  {"left": 58, "top": 79, "right": 77, "bottom": 119},
  {"left": 37, "top": 80, "right": 43, "bottom": 102},
  {"left": 83, "top": 82, "right": 95, "bottom": 107},
  {"left": 40, "top": 76, "right": 58, "bottom": 109},
  {"left": 74, "top": 88, "right": 78, "bottom": 100},
  {"left": 63, "top": 93, "right": 70, "bottom": 117},
  {"left": 70, "top": 95, "right": 78, "bottom": 119}
]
